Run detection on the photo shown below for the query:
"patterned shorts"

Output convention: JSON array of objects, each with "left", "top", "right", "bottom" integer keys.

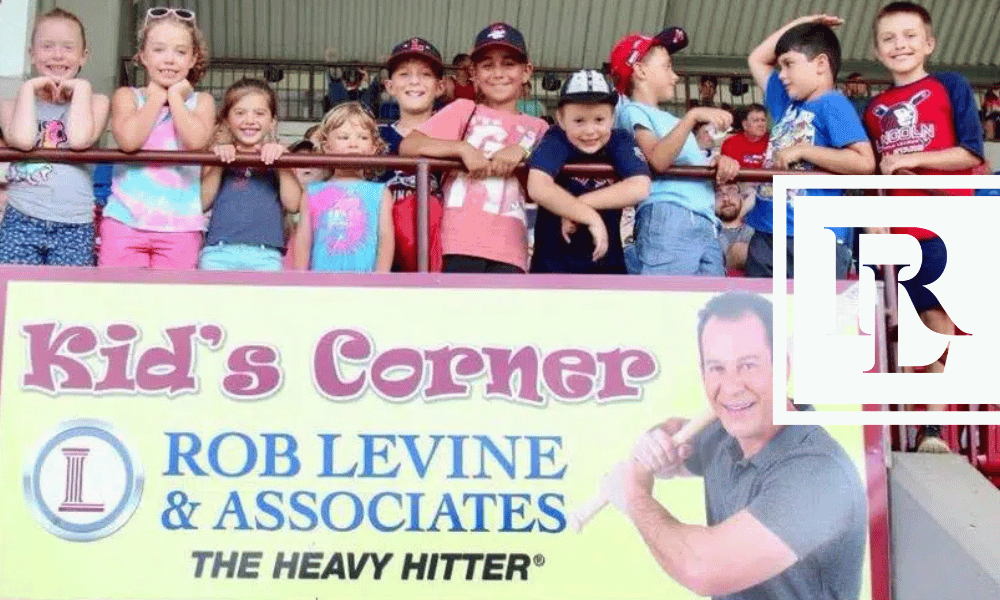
[{"left": 0, "top": 205, "right": 95, "bottom": 266}]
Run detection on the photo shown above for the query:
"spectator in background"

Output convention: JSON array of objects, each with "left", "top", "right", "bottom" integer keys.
[
  {"left": 699, "top": 75, "right": 718, "bottom": 106},
  {"left": 721, "top": 103, "right": 769, "bottom": 169},
  {"left": 324, "top": 47, "right": 380, "bottom": 116},
  {"left": 983, "top": 83, "right": 1000, "bottom": 140},
  {"left": 516, "top": 81, "right": 546, "bottom": 118},
  {"left": 844, "top": 72, "right": 871, "bottom": 118},
  {"left": 443, "top": 53, "right": 477, "bottom": 103},
  {"left": 715, "top": 182, "right": 755, "bottom": 275}
]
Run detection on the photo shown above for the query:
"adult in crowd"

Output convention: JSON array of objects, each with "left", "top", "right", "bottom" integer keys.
[
  {"left": 443, "top": 53, "right": 476, "bottom": 103},
  {"left": 715, "top": 183, "right": 755, "bottom": 275},
  {"left": 721, "top": 104, "right": 769, "bottom": 169},
  {"left": 843, "top": 72, "right": 871, "bottom": 119}
]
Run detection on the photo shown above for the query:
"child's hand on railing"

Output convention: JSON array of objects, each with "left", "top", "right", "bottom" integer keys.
[
  {"left": 260, "top": 143, "right": 286, "bottom": 165},
  {"left": 459, "top": 142, "right": 491, "bottom": 178},
  {"left": 212, "top": 144, "right": 237, "bottom": 163},
  {"left": 712, "top": 154, "right": 740, "bottom": 184}
]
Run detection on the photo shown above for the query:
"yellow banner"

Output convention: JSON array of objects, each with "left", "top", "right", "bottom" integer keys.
[{"left": 0, "top": 274, "right": 871, "bottom": 600}]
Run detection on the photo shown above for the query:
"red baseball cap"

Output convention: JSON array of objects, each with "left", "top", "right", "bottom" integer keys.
[{"left": 609, "top": 27, "right": 689, "bottom": 94}]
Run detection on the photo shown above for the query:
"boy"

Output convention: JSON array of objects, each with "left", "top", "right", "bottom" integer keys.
[
  {"left": 527, "top": 69, "right": 651, "bottom": 274},
  {"left": 399, "top": 23, "right": 549, "bottom": 274},
  {"left": 609, "top": 27, "right": 740, "bottom": 276},
  {"left": 745, "top": 14, "right": 876, "bottom": 278},
  {"left": 379, "top": 37, "right": 446, "bottom": 272},
  {"left": 865, "top": 2, "right": 985, "bottom": 452}
]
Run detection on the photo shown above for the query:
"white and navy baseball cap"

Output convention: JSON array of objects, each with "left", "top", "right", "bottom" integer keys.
[{"left": 558, "top": 69, "right": 618, "bottom": 107}]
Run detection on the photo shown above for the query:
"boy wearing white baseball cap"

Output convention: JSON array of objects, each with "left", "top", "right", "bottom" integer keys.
[
  {"left": 527, "top": 69, "right": 651, "bottom": 274},
  {"left": 609, "top": 28, "right": 740, "bottom": 275}
]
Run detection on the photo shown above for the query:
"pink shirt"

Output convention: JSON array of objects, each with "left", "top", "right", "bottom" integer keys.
[{"left": 415, "top": 99, "right": 547, "bottom": 271}]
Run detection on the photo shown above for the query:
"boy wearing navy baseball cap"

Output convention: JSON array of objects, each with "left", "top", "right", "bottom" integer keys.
[
  {"left": 609, "top": 28, "right": 740, "bottom": 276},
  {"left": 380, "top": 37, "right": 446, "bottom": 272},
  {"left": 527, "top": 69, "right": 651, "bottom": 274}
]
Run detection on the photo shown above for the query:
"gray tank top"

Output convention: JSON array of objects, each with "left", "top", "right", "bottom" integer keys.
[{"left": 5, "top": 99, "right": 95, "bottom": 224}]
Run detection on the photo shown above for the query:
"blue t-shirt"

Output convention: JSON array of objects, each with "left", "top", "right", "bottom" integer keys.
[
  {"left": 745, "top": 72, "right": 869, "bottom": 239},
  {"left": 615, "top": 98, "right": 718, "bottom": 224},
  {"left": 205, "top": 167, "right": 285, "bottom": 251},
  {"left": 528, "top": 127, "right": 650, "bottom": 274},
  {"left": 306, "top": 179, "right": 386, "bottom": 272}
]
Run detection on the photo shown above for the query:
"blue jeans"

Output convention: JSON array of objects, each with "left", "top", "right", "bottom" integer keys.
[
  {"left": 0, "top": 205, "right": 94, "bottom": 266},
  {"left": 632, "top": 202, "right": 724, "bottom": 276}
]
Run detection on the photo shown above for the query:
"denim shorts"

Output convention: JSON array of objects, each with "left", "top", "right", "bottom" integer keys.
[
  {"left": 199, "top": 242, "right": 283, "bottom": 271},
  {"left": 633, "top": 202, "right": 724, "bottom": 276},
  {"left": 0, "top": 205, "right": 94, "bottom": 266}
]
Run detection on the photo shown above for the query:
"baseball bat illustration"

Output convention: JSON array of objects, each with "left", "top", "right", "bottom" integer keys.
[{"left": 569, "top": 409, "right": 717, "bottom": 532}]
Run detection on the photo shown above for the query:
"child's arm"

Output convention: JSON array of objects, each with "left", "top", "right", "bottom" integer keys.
[
  {"left": 166, "top": 80, "right": 215, "bottom": 151},
  {"left": 261, "top": 142, "right": 303, "bottom": 212},
  {"left": 293, "top": 194, "right": 312, "bottom": 270},
  {"left": 63, "top": 79, "right": 110, "bottom": 150},
  {"left": 880, "top": 148, "right": 982, "bottom": 174},
  {"left": 774, "top": 142, "right": 875, "bottom": 174},
  {"left": 633, "top": 107, "right": 731, "bottom": 173},
  {"left": 399, "top": 130, "right": 491, "bottom": 178},
  {"left": 200, "top": 144, "right": 236, "bottom": 210},
  {"left": 576, "top": 175, "right": 652, "bottom": 209},
  {"left": 374, "top": 187, "right": 394, "bottom": 273},
  {"left": 527, "top": 170, "right": 609, "bottom": 261},
  {"left": 748, "top": 14, "right": 843, "bottom": 92},
  {"left": 1, "top": 79, "right": 48, "bottom": 150},
  {"left": 111, "top": 84, "right": 168, "bottom": 152}
]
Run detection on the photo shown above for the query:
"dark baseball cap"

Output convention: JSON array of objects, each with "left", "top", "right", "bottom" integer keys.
[
  {"left": 387, "top": 37, "right": 444, "bottom": 77},
  {"left": 559, "top": 69, "right": 618, "bottom": 107},
  {"left": 472, "top": 22, "right": 528, "bottom": 63}
]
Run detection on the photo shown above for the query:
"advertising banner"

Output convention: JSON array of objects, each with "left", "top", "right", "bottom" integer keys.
[{"left": 0, "top": 270, "right": 884, "bottom": 600}]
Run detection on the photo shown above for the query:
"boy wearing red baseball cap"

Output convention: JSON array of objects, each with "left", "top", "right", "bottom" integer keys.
[{"left": 609, "top": 28, "right": 739, "bottom": 276}]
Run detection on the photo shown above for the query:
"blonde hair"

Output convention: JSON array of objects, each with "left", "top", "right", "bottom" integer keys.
[
  {"left": 134, "top": 14, "right": 209, "bottom": 84},
  {"left": 33, "top": 8, "right": 87, "bottom": 49},
  {"left": 316, "top": 101, "right": 386, "bottom": 156}
]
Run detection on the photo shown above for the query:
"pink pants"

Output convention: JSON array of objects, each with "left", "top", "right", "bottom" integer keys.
[{"left": 98, "top": 217, "right": 202, "bottom": 269}]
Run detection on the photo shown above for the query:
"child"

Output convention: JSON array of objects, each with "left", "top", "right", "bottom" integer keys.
[
  {"left": 609, "top": 27, "right": 740, "bottom": 276},
  {"left": 281, "top": 138, "right": 327, "bottom": 270},
  {"left": 200, "top": 78, "right": 301, "bottom": 271},
  {"left": 399, "top": 22, "right": 549, "bottom": 274},
  {"left": 864, "top": 1, "right": 986, "bottom": 451},
  {"left": 378, "top": 37, "right": 446, "bottom": 272},
  {"left": 0, "top": 8, "right": 109, "bottom": 266},
  {"left": 100, "top": 7, "right": 214, "bottom": 269},
  {"left": 527, "top": 69, "right": 651, "bottom": 274},
  {"left": 745, "top": 14, "right": 876, "bottom": 278},
  {"left": 293, "top": 102, "right": 393, "bottom": 272}
]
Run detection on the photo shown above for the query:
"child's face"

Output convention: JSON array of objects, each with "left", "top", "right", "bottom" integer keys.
[
  {"left": 556, "top": 103, "right": 614, "bottom": 154},
  {"left": 225, "top": 91, "right": 275, "bottom": 149},
  {"left": 385, "top": 58, "right": 441, "bottom": 115},
  {"left": 775, "top": 50, "right": 825, "bottom": 101},
  {"left": 694, "top": 124, "right": 714, "bottom": 150},
  {"left": 140, "top": 21, "right": 196, "bottom": 88},
  {"left": 294, "top": 164, "right": 328, "bottom": 187},
  {"left": 473, "top": 49, "right": 532, "bottom": 108},
  {"left": 636, "top": 46, "right": 679, "bottom": 102},
  {"left": 874, "top": 13, "right": 935, "bottom": 79},
  {"left": 31, "top": 17, "right": 87, "bottom": 80},
  {"left": 322, "top": 118, "right": 376, "bottom": 155}
]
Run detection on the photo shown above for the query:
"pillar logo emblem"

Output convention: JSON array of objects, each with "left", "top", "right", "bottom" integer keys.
[{"left": 22, "top": 419, "right": 144, "bottom": 541}]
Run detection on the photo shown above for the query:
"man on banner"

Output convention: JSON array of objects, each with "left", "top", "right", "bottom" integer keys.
[{"left": 603, "top": 292, "right": 867, "bottom": 600}]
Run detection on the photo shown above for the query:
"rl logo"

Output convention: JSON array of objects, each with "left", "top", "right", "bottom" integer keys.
[{"left": 773, "top": 174, "right": 998, "bottom": 425}]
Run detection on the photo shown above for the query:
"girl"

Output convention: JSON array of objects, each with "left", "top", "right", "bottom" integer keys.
[
  {"left": 293, "top": 102, "right": 393, "bottom": 272},
  {"left": 0, "top": 8, "right": 109, "bottom": 266},
  {"left": 100, "top": 7, "right": 214, "bottom": 269},
  {"left": 400, "top": 23, "right": 549, "bottom": 273},
  {"left": 200, "top": 78, "right": 301, "bottom": 271}
]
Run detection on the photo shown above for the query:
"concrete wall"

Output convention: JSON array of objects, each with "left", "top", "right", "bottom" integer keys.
[{"left": 890, "top": 452, "right": 1000, "bottom": 600}]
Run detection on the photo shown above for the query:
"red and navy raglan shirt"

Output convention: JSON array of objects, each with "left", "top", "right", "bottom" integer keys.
[{"left": 863, "top": 73, "right": 985, "bottom": 240}]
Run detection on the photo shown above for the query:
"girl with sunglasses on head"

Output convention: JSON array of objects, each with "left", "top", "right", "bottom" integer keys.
[{"left": 100, "top": 6, "right": 214, "bottom": 269}]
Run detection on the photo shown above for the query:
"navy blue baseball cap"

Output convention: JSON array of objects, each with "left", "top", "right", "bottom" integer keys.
[
  {"left": 387, "top": 37, "right": 444, "bottom": 77},
  {"left": 472, "top": 22, "right": 528, "bottom": 63}
]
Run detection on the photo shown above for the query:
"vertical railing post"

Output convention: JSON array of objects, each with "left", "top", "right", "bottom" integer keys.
[{"left": 417, "top": 160, "right": 430, "bottom": 273}]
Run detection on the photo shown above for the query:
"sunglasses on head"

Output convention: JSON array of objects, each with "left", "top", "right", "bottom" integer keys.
[{"left": 144, "top": 7, "right": 197, "bottom": 27}]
